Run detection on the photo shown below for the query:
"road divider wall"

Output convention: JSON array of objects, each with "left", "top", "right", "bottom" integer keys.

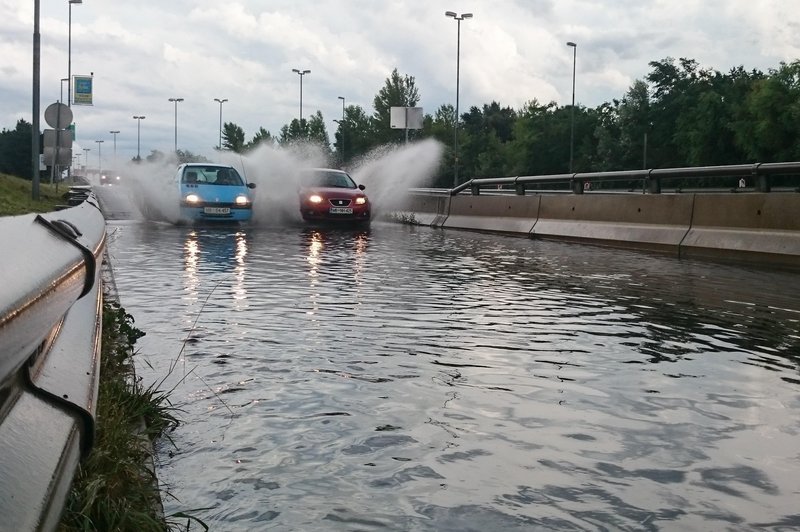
[{"left": 393, "top": 191, "right": 800, "bottom": 268}]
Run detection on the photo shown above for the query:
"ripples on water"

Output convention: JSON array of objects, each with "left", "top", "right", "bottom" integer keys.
[{"left": 106, "top": 221, "right": 800, "bottom": 531}]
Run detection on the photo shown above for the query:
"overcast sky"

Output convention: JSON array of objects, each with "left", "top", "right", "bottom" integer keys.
[{"left": 1, "top": 0, "right": 798, "bottom": 165}]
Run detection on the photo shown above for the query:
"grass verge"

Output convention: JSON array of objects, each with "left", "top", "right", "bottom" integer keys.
[
  {"left": 0, "top": 172, "right": 65, "bottom": 215},
  {"left": 57, "top": 300, "right": 187, "bottom": 531}
]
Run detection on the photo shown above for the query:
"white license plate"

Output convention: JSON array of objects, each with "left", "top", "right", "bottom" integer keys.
[
  {"left": 204, "top": 207, "right": 230, "bottom": 215},
  {"left": 329, "top": 207, "right": 353, "bottom": 214}
]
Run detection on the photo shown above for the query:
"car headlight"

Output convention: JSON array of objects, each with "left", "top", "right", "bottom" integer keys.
[
  {"left": 308, "top": 194, "right": 323, "bottom": 204},
  {"left": 355, "top": 197, "right": 367, "bottom": 205},
  {"left": 185, "top": 193, "right": 201, "bottom": 204},
  {"left": 235, "top": 195, "right": 250, "bottom": 205}
]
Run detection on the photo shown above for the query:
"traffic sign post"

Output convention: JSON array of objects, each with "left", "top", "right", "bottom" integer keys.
[{"left": 44, "top": 102, "right": 74, "bottom": 185}]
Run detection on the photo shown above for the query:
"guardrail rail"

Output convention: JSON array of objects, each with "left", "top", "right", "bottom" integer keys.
[{"left": 0, "top": 187, "right": 106, "bottom": 531}]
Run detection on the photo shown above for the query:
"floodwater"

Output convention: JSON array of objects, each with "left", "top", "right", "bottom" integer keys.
[{"left": 106, "top": 220, "right": 800, "bottom": 531}]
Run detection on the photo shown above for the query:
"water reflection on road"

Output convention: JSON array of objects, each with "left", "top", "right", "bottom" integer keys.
[{"left": 107, "top": 221, "right": 800, "bottom": 531}]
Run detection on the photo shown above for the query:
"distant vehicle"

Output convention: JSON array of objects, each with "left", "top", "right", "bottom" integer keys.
[
  {"left": 298, "top": 168, "right": 370, "bottom": 224},
  {"left": 177, "top": 163, "right": 255, "bottom": 223},
  {"left": 99, "top": 171, "right": 121, "bottom": 185}
]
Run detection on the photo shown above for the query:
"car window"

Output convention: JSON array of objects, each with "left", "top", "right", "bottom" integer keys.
[
  {"left": 182, "top": 167, "right": 244, "bottom": 186},
  {"left": 303, "top": 170, "right": 356, "bottom": 188}
]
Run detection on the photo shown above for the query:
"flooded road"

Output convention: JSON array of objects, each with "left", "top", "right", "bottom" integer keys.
[{"left": 106, "top": 220, "right": 800, "bottom": 531}]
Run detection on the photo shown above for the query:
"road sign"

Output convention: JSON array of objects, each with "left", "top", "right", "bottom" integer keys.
[
  {"left": 73, "top": 75, "right": 93, "bottom": 105},
  {"left": 390, "top": 107, "right": 423, "bottom": 129},
  {"left": 43, "top": 129, "right": 73, "bottom": 149},
  {"left": 44, "top": 102, "right": 73, "bottom": 129},
  {"left": 43, "top": 147, "right": 72, "bottom": 166}
]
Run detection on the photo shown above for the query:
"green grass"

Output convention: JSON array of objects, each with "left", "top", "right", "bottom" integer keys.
[
  {"left": 3, "top": 171, "right": 205, "bottom": 530},
  {"left": 0, "top": 172, "right": 66, "bottom": 215},
  {"left": 57, "top": 301, "right": 187, "bottom": 532}
]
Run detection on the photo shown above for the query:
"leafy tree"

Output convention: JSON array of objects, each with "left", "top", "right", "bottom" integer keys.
[
  {"left": 221, "top": 122, "right": 246, "bottom": 153},
  {"left": 175, "top": 150, "right": 210, "bottom": 164},
  {"left": 245, "top": 127, "right": 275, "bottom": 151},
  {"left": 372, "top": 68, "right": 421, "bottom": 144},
  {"left": 278, "top": 118, "right": 309, "bottom": 145},
  {"left": 732, "top": 61, "right": 800, "bottom": 162},
  {"left": 307, "top": 111, "right": 330, "bottom": 151},
  {"left": 0, "top": 119, "right": 32, "bottom": 179},
  {"left": 335, "top": 105, "right": 376, "bottom": 165}
]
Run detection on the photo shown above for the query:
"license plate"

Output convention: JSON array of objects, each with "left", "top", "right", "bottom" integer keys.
[
  {"left": 329, "top": 207, "right": 353, "bottom": 214},
  {"left": 204, "top": 207, "right": 230, "bottom": 214}
]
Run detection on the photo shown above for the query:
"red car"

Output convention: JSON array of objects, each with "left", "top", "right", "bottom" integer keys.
[{"left": 298, "top": 168, "right": 370, "bottom": 224}]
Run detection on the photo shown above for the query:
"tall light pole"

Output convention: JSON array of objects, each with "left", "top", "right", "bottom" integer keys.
[
  {"left": 60, "top": 78, "right": 68, "bottom": 103},
  {"left": 95, "top": 139, "right": 104, "bottom": 173},
  {"left": 214, "top": 98, "right": 228, "bottom": 150},
  {"left": 133, "top": 115, "right": 145, "bottom": 161},
  {"left": 337, "top": 95, "right": 345, "bottom": 121},
  {"left": 109, "top": 130, "right": 119, "bottom": 168},
  {"left": 168, "top": 97, "right": 184, "bottom": 153},
  {"left": 67, "top": 0, "right": 82, "bottom": 107},
  {"left": 567, "top": 41, "right": 577, "bottom": 173},
  {"left": 337, "top": 96, "right": 346, "bottom": 162},
  {"left": 445, "top": 11, "right": 473, "bottom": 188},
  {"left": 83, "top": 147, "right": 89, "bottom": 169},
  {"left": 292, "top": 68, "right": 311, "bottom": 124}
]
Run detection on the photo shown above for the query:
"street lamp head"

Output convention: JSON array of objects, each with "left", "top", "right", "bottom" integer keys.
[
  {"left": 445, "top": 11, "right": 456, "bottom": 17},
  {"left": 567, "top": 41, "right": 577, "bottom": 47},
  {"left": 214, "top": 98, "right": 228, "bottom": 104},
  {"left": 338, "top": 96, "right": 345, "bottom": 101},
  {"left": 462, "top": 13, "right": 473, "bottom": 19},
  {"left": 69, "top": 0, "right": 82, "bottom": 4},
  {"left": 110, "top": 130, "right": 119, "bottom": 134}
]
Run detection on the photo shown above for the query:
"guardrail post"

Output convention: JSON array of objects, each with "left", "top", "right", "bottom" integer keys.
[
  {"left": 470, "top": 184, "right": 480, "bottom": 196},
  {"left": 515, "top": 183, "right": 525, "bottom": 195},
  {"left": 646, "top": 170, "right": 661, "bottom": 194},
  {"left": 571, "top": 176, "right": 584, "bottom": 194}
]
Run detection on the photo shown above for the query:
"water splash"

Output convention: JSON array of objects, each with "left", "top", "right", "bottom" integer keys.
[{"left": 114, "top": 139, "right": 444, "bottom": 226}]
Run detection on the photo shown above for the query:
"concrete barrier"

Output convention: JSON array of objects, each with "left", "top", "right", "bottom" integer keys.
[
  {"left": 392, "top": 189, "right": 800, "bottom": 269},
  {"left": 442, "top": 195, "right": 541, "bottom": 234},
  {"left": 532, "top": 194, "right": 695, "bottom": 253},
  {"left": 680, "top": 194, "right": 800, "bottom": 267},
  {"left": 393, "top": 192, "right": 450, "bottom": 226}
]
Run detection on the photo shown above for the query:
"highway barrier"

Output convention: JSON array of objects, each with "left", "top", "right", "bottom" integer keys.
[
  {"left": 394, "top": 162, "right": 800, "bottom": 268},
  {"left": 0, "top": 189, "right": 106, "bottom": 531}
]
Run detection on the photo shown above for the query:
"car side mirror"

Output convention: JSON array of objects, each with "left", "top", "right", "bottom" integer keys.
[
  {"left": 358, "top": 184, "right": 365, "bottom": 190},
  {"left": 247, "top": 182, "right": 256, "bottom": 189}
]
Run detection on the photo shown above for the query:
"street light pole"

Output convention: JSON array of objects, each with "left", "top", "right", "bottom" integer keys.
[
  {"left": 214, "top": 98, "right": 228, "bottom": 150},
  {"left": 337, "top": 96, "right": 346, "bottom": 162},
  {"left": 133, "top": 115, "right": 145, "bottom": 161},
  {"left": 95, "top": 139, "right": 103, "bottom": 173},
  {"left": 109, "top": 130, "right": 119, "bottom": 168},
  {"left": 83, "top": 147, "right": 89, "bottom": 169},
  {"left": 67, "top": 0, "right": 82, "bottom": 107},
  {"left": 168, "top": 97, "right": 184, "bottom": 153},
  {"left": 445, "top": 11, "right": 473, "bottom": 188},
  {"left": 292, "top": 68, "right": 311, "bottom": 125},
  {"left": 567, "top": 41, "right": 577, "bottom": 173}
]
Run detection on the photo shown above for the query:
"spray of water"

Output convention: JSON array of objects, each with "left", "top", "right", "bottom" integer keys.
[{"left": 115, "top": 138, "right": 443, "bottom": 226}]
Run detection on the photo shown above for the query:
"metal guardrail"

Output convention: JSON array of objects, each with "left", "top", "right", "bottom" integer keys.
[
  {"left": 0, "top": 187, "right": 106, "bottom": 531},
  {"left": 453, "top": 161, "right": 800, "bottom": 196}
]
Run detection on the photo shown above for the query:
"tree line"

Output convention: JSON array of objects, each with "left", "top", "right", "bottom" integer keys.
[{"left": 2, "top": 58, "right": 799, "bottom": 187}]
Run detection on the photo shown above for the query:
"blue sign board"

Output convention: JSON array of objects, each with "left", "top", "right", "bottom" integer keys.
[{"left": 73, "top": 76, "right": 93, "bottom": 105}]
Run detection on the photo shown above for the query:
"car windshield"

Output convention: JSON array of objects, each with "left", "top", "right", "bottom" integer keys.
[
  {"left": 182, "top": 167, "right": 244, "bottom": 186},
  {"left": 302, "top": 170, "right": 356, "bottom": 189}
]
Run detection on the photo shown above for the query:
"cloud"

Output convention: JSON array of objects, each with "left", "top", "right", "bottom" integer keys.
[{"left": 1, "top": 0, "right": 798, "bottom": 164}]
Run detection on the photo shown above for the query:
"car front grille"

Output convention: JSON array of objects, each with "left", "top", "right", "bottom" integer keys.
[{"left": 329, "top": 198, "right": 352, "bottom": 207}]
